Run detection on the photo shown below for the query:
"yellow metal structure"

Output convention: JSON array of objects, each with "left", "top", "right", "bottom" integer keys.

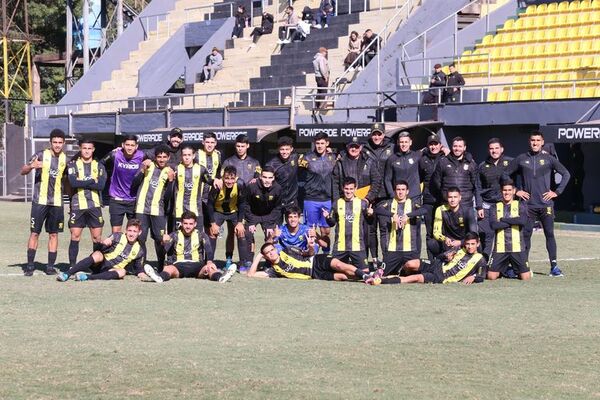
[{"left": 0, "top": 36, "right": 32, "bottom": 100}]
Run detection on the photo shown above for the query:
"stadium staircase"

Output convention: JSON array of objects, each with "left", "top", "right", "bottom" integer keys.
[
  {"left": 454, "top": 0, "right": 600, "bottom": 101},
  {"left": 90, "top": 0, "right": 229, "bottom": 102},
  {"left": 183, "top": 0, "right": 415, "bottom": 107}
]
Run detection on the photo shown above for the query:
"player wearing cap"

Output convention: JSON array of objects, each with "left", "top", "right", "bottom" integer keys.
[
  {"left": 477, "top": 138, "right": 513, "bottom": 261},
  {"left": 488, "top": 180, "right": 531, "bottom": 281},
  {"left": 332, "top": 136, "right": 381, "bottom": 203},
  {"left": 504, "top": 131, "right": 571, "bottom": 277},
  {"left": 266, "top": 136, "right": 300, "bottom": 211},
  {"left": 101, "top": 134, "right": 145, "bottom": 233},
  {"left": 66, "top": 138, "right": 107, "bottom": 269},
  {"left": 299, "top": 132, "right": 337, "bottom": 252},
  {"left": 162, "top": 128, "right": 184, "bottom": 169},
  {"left": 21, "top": 129, "right": 68, "bottom": 276},
  {"left": 362, "top": 123, "right": 395, "bottom": 268}
]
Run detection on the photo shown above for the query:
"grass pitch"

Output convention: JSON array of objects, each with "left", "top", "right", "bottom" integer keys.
[{"left": 0, "top": 202, "right": 599, "bottom": 399}]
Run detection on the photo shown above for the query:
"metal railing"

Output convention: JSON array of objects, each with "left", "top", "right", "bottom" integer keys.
[
  {"left": 400, "top": 0, "right": 491, "bottom": 77},
  {"left": 399, "top": 53, "right": 492, "bottom": 87}
]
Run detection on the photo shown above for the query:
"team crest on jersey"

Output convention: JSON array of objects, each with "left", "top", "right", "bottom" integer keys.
[
  {"left": 408, "top": 158, "right": 414, "bottom": 164},
  {"left": 98, "top": 216, "right": 104, "bottom": 224},
  {"left": 525, "top": 160, "right": 530, "bottom": 164},
  {"left": 58, "top": 222, "right": 64, "bottom": 229},
  {"left": 386, "top": 149, "right": 392, "bottom": 155},
  {"left": 458, "top": 217, "right": 464, "bottom": 226},
  {"left": 463, "top": 164, "right": 469, "bottom": 170},
  {"left": 539, "top": 159, "right": 545, "bottom": 165},
  {"left": 268, "top": 195, "right": 273, "bottom": 200},
  {"left": 255, "top": 195, "right": 260, "bottom": 199},
  {"left": 193, "top": 174, "right": 200, "bottom": 179},
  {"left": 546, "top": 207, "right": 552, "bottom": 215},
  {"left": 503, "top": 160, "right": 509, "bottom": 166},
  {"left": 485, "top": 165, "right": 490, "bottom": 168},
  {"left": 247, "top": 163, "right": 253, "bottom": 169},
  {"left": 291, "top": 160, "right": 295, "bottom": 166}
]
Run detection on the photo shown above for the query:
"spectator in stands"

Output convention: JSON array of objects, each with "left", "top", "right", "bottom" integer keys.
[
  {"left": 343, "top": 31, "right": 361, "bottom": 71},
  {"left": 293, "top": 12, "right": 312, "bottom": 42},
  {"left": 313, "top": 47, "right": 330, "bottom": 109},
  {"left": 314, "top": 0, "right": 335, "bottom": 29},
  {"left": 248, "top": 11, "right": 274, "bottom": 47},
  {"left": 231, "top": 5, "right": 247, "bottom": 39},
  {"left": 360, "top": 29, "right": 379, "bottom": 69},
  {"left": 423, "top": 63, "right": 446, "bottom": 104},
  {"left": 277, "top": 6, "right": 299, "bottom": 44},
  {"left": 202, "top": 47, "right": 223, "bottom": 83},
  {"left": 445, "top": 64, "right": 465, "bottom": 103},
  {"left": 301, "top": 6, "right": 314, "bottom": 23}
]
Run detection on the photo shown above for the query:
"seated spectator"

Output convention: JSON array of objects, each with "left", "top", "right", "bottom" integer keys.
[
  {"left": 360, "top": 29, "right": 379, "bottom": 68},
  {"left": 277, "top": 6, "right": 299, "bottom": 44},
  {"left": 445, "top": 63, "right": 465, "bottom": 103},
  {"left": 343, "top": 31, "right": 361, "bottom": 71},
  {"left": 315, "top": 0, "right": 335, "bottom": 29},
  {"left": 301, "top": 6, "right": 313, "bottom": 23},
  {"left": 231, "top": 5, "right": 247, "bottom": 39},
  {"left": 292, "top": 17, "right": 311, "bottom": 42},
  {"left": 248, "top": 11, "right": 274, "bottom": 47},
  {"left": 202, "top": 47, "right": 223, "bottom": 83}
]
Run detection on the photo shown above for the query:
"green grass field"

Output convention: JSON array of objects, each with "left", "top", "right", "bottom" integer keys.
[{"left": 1, "top": 202, "right": 599, "bottom": 399}]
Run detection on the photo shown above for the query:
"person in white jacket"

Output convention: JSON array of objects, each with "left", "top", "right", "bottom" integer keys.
[{"left": 313, "top": 47, "right": 330, "bottom": 109}]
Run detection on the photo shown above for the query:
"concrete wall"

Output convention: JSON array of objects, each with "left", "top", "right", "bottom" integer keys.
[{"left": 59, "top": 0, "right": 178, "bottom": 105}]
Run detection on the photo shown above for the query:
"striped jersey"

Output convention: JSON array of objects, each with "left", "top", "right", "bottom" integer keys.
[
  {"left": 68, "top": 159, "right": 107, "bottom": 211},
  {"left": 269, "top": 249, "right": 313, "bottom": 280},
  {"left": 330, "top": 197, "right": 369, "bottom": 252},
  {"left": 441, "top": 249, "right": 485, "bottom": 283},
  {"left": 135, "top": 163, "right": 171, "bottom": 216},
  {"left": 492, "top": 200, "right": 527, "bottom": 253},
  {"left": 197, "top": 149, "right": 221, "bottom": 201},
  {"left": 102, "top": 232, "right": 144, "bottom": 270},
  {"left": 31, "top": 149, "right": 67, "bottom": 206},
  {"left": 174, "top": 163, "right": 211, "bottom": 219},
  {"left": 377, "top": 198, "right": 422, "bottom": 253},
  {"left": 433, "top": 204, "right": 476, "bottom": 242},
  {"left": 210, "top": 181, "right": 244, "bottom": 215},
  {"left": 165, "top": 229, "right": 212, "bottom": 264}
]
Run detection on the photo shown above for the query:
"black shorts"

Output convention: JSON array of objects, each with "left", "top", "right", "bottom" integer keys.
[
  {"left": 528, "top": 206, "right": 554, "bottom": 220},
  {"left": 332, "top": 250, "right": 367, "bottom": 271},
  {"left": 490, "top": 252, "right": 529, "bottom": 274},
  {"left": 172, "top": 261, "right": 203, "bottom": 278},
  {"left": 312, "top": 255, "right": 335, "bottom": 281},
  {"left": 213, "top": 212, "right": 239, "bottom": 227},
  {"left": 30, "top": 204, "right": 64, "bottom": 234},
  {"left": 419, "top": 260, "right": 444, "bottom": 284},
  {"left": 383, "top": 251, "right": 420, "bottom": 276},
  {"left": 69, "top": 207, "right": 104, "bottom": 229},
  {"left": 109, "top": 198, "right": 136, "bottom": 227},
  {"left": 137, "top": 214, "right": 167, "bottom": 241}
]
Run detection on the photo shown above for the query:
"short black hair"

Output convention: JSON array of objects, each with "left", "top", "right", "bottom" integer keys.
[
  {"left": 49, "top": 129, "right": 65, "bottom": 140},
  {"left": 181, "top": 144, "right": 196, "bottom": 153},
  {"left": 223, "top": 165, "right": 237, "bottom": 176},
  {"left": 78, "top": 138, "right": 94, "bottom": 146},
  {"left": 122, "top": 134, "right": 138, "bottom": 143},
  {"left": 285, "top": 205, "right": 302, "bottom": 218},
  {"left": 278, "top": 136, "right": 294, "bottom": 147},
  {"left": 343, "top": 177, "right": 357, "bottom": 187},
  {"left": 155, "top": 144, "right": 171, "bottom": 157},
  {"left": 452, "top": 136, "right": 466, "bottom": 145},
  {"left": 181, "top": 210, "right": 197, "bottom": 221},
  {"left": 464, "top": 232, "right": 479, "bottom": 242},
  {"left": 260, "top": 242, "right": 276, "bottom": 254},
  {"left": 314, "top": 132, "right": 329, "bottom": 141},
  {"left": 449, "top": 63, "right": 456, "bottom": 68},
  {"left": 203, "top": 132, "right": 217, "bottom": 140},
  {"left": 488, "top": 137, "right": 503, "bottom": 147},
  {"left": 261, "top": 166, "right": 275, "bottom": 175},
  {"left": 394, "top": 180, "right": 409, "bottom": 189},
  {"left": 235, "top": 134, "right": 249, "bottom": 144},
  {"left": 500, "top": 179, "right": 515, "bottom": 188},
  {"left": 446, "top": 186, "right": 461, "bottom": 194},
  {"left": 530, "top": 130, "right": 544, "bottom": 139}
]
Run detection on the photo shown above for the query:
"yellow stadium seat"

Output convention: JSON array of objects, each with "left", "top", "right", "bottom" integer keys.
[
  {"left": 568, "top": 58, "right": 582, "bottom": 69},
  {"left": 574, "top": 87, "right": 584, "bottom": 97},
  {"left": 511, "top": 46, "right": 524, "bottom": 58},
  {"left": 567, "top": 27, "right": 579, "bottom": 39},
  {"left": 490, "top": 48, "right": 502, "bottom": 59},
  {"left": 568, "top": 41, "right": 581, "bottom": 53},
  {"left": 523, "top": 30, "right": 537, "bottom": 42},
  {"left": 501, "top": 62, "right": 513, "bottom": 74},
  {"left": 555, "top": 72, "right": 571, "bottom": 82},
  {"left": 512, "top": 60, "right": 523, "bottom": 72},
  {"left": 590, "top": 10, "right": 600, "bottom": 22},
  {"left": 566, "top": 13, "right": 580, "bottom": 24},
  {"left": 545, "top": 43, "right": 557, "bottom": 56},
  {"left": 555, "top": 14, "right": 568, "bottom": 26},
  {"left": 500, "top": 47, "right": 512, "bottom": 59},
  {"left": 511, "top": 90, "right": 522, "bottom": 101},
  {"left": 521, "top": 90, "right": 532, "bottom": 100},
  {"left": 569, "top": 1, "right": 581, "bottom": 11},
  {"left": 590, "top": 24, "right": 600, "bottom": 37},
  {"left": 555, "top": 42, "right": 568, "bottom": 55},
  {"left": 492, "top": 34, "right": 505, "bottom": 45},
  {"left": 532, "top": 30, "right": 546, "bottom": 42},
  {"left": 533, "top": 59, "right": 545, "bottom": 73},
  {"left": 481, "top": 34, "right": 494, "bottom": 46},
  {"left": 593, "top": 56, "right": 600, "bottom": 66},
  {"left": 545, "top": 58, "right": 558, "bottom": 70},
  {"left": 522, "top": 45, "right": 534, "bottom": 57},
  {"left": 556, "top": 27, "right": 569, "bottom": 39},
  {"left": 497, "top": 91, "right": 510, "bottom": 102},
  {"left": 594, "top": 87, "right": 600, "bottom": 97},
  {"left": 537, "top": 3, "right": 548, "bottom": 13},
  {"left": 556, "top": 88, "right": 570, "bottom": 98},
  {"left": 556, "top": 58, "right": 569, "bottom": 70},
  {"left": 581, "top": 87, "right": 595, "bottom": 97},
  {"left": 578, "top": 11, "right": 590, "bottom": 23},
  {"left": 580, "top": 0, "right": 591, "bottom": 10},
  {"left": 531, "top": 89, "right": 543, "bottom": 100},
  {"left": 514, "top": 18, "right": 525, "bottom": 30},
  {"left": 514, "top": 75, "right": 523, "bottom": 84},
  {"left": 593, "top": 0, "right": 600, "bottom": 9},
  {"left": 543, "top": 88, "right": 557, "bottom": 99},
  {"left": 502, "top": 19, "right": 515, "bottom": 31},
  {"left": 479, "top": 63, "right": 489, "bottom": 73},
  {"left": 547, "top": 3, "right": 559, "bottom": 13},
  {"left": 580, "top": 40, "right": 592, "bottom": 53},
  {"left": 521, "top": 75, "right": 534, "bottom": 85},
  {"left": 545, "top": 73, "right": 558, "bottom": 83},
  {"left": 522, "top": 60, "right": 535, "bottom": 72},
  {"left": 487, "top": 92, "right": 497, "bottom": 102},
  {"left": 558, "top": 1, "right": 570, "bottom": 12},
  {"left": 525, "top": 4, "right": 537, "bottom": 14},
  {"left": 581, "top": 56, "right": 594, "bottom": 67},
  {"left": 577, "top": 25, "right": 590, "bottom": 37},
  {"left": 523, "top": 18, "right": 535, "bottom": 29},
  {"left": 462, "top": 49, "right": 473, "bottom": 57}
]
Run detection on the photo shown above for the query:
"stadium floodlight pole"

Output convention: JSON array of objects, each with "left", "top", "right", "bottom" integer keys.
[
  {"left": 83, "top": 0, "right": 89, "bottom": 73},
  {"left": 117, "top": 0, "right": 123, "bottom": 35}
]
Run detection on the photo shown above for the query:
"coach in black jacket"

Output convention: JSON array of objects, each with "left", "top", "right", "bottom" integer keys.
[
  {"left": 383, "top": 131, "right": 422, "bottom": 201},
  {"left": 333, "top": 137, "right": 381, "bottom": 204},
  {"left": 430, "top": 136, "right": 482, "bottom": 215}
]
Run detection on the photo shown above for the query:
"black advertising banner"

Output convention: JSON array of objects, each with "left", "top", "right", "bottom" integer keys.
[
  {"left": 296, "top": 124, "right": 382, "bottom": 143},
  {"left": 118, "top": 128, "right": 258, "bottom": 145},
  {"left": 541, "top": 124, "right": 600, "bottom": 143}
]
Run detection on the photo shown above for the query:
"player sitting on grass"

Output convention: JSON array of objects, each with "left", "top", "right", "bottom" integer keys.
[
  {"left": 248, "top": 241, "right": 370, "bottom": 281},
  {"left": 143, "top": 211, "right": 236, "bottom": 283},
  {"left": 56, "top": 219, "right": 145, "bottom": 282},
  {"left": 487, "top": 180, "right": 531, "bottom": 281},
  {"left": 366, "top": 232, "right": 486, "bottom": 285}
]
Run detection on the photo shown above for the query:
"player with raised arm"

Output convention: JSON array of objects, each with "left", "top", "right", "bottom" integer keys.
[
  {"left": 21, "top": 129, "right": 67, "bottom": 276},
  {"left": 270, "top": 205, "right": 318, "bottom": 257}
]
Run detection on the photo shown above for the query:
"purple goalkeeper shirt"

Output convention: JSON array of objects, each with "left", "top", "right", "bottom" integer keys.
[{"left": 108, "top": 149, "right": 144, "bottom": 202}]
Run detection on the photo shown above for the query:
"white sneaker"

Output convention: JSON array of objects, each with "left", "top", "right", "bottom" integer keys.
[
  {"left": 314, "top": 24, "right": 322, "bottom": 29},
  {"left": 324, "top": 24, "right": 328, "bottom": 28},
  {"left": 282, "top": 39, "right": 291, "bottom": 44},
  {"left": 144, "top": 264, "right": 163, "bottom": 283},
  {"left": 358, "top": 66, "right": 363, "bottom": 71},
  {"left": 219, "top": 263, "right": 237, "bottom": 283},
  {"left": 232, "top": 35, "right": 238, "bottom": 39}
]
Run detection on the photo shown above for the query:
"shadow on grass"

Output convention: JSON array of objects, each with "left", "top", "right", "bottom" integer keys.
[{"left": 7, "top": 262, "right": 71, "bottom": 274}]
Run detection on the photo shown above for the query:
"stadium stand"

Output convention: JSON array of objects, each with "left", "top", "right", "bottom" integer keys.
[{"left": 453, "top": 0, "right": 600, "bottom": 101}]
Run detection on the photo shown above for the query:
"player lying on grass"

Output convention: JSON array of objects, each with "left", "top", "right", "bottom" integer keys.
[
  {"left": 56, "top": 219, "right": 145, "bottom": 282},
  {"left": 143, "top": 211, "right": 236, "bottom": 283},
  {"left": 248, "top": 241, "right": 370, "bottom": 281},
  {"left": 366, "top": 232, "right": 486, "bottom": 285}
]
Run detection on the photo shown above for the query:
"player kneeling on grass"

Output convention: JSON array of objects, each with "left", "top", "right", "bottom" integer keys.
[
  {"left": 248, "top": 241, "right": 370, "bottom": 281},
  {"left": 366, "top": 232, "right": 486, "bottom": 285},
  {"left": 487, "top": 180, "right": 531, "bottom": 281},
  {"left": 143, "top": 211, "right": 236, "bottom": 283},
  {"left": 57, "top": 219, "right": 145, "bottom": 282}
]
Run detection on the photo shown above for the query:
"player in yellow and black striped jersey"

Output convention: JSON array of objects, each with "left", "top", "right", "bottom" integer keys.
[
  {"left": 56, "top": 219, "right": 146, "bottom": 282},
  {"left": 196, "top": 132, "right": 222, "bottom": 203},
  {"left": 488, "top": 180, "right": 531, "bottom": 280},
  {"left": 142, "top": 211, "right": 236, "bottom": 283},
  {"left": 172, "top": 145, "right": 212, "bottom": 230},
  {"left": 133, "top": 145, "right": 175, "bottom": 270},
  {"left": 366, "top": 232, "right": 486, "bottom": 285},
  {"left": 375, "top": 180, "right": 427, "bottom": 276},
  {"left": 324, "top": 177, "right": 373, "bottom": 271},
  {"left": 21, "top": 129, "right": 67, "bottom": 276},
  {"left": 247, "top": 242, "right": 370, "bottom": 282},
  {"left": 66, "top": 138, "right": 107, "bottom": 268}
]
